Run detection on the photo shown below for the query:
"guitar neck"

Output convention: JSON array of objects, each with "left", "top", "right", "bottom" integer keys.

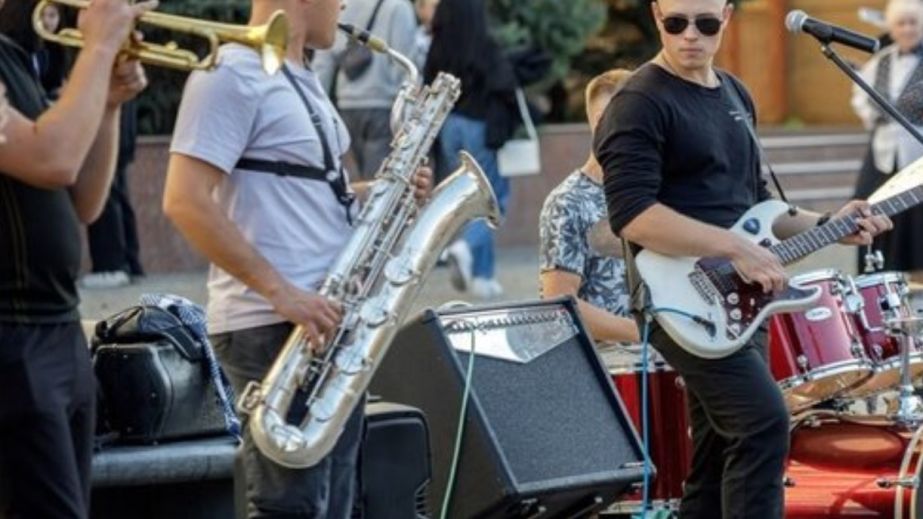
[{"left": 770, "top": 185, "right": 923, "bottom": 266}]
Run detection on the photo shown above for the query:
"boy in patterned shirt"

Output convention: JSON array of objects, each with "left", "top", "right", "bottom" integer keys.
[{"left": 539, "top": 69, "right": 639, "bottom": 344}]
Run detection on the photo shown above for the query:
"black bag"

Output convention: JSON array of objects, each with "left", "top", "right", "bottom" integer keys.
[
  {"left": 337, "top": 0, "right": 386, "bottom": 81},
  {"left": 92, "top": 306, "right": 227, "bottom": 444}
]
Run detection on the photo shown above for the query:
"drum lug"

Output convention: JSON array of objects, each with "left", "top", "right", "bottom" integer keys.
[
  {"left": 872, "top": 343, "right": 884, "bottom": 361},
  {"left": 797, "top": 355, "right": 810, "bottom": 374},
  {"left": 876, "top": 476, "right": 919, "bottom": 489},
  {"left": 783, "top": 476, "right": 796, "bottom": 488},
  {"left": 851, "top": 342, "right": 867, "bottom": 358}
]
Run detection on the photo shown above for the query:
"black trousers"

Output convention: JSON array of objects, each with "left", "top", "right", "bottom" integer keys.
[
  {"left": 0, "top": 322, "right": 96, "bottom": 519},
  {"left": 649, "top": 323, "right": 789, "bottom": 519},
  {"left": 86, "top": 164, "right": 143, "bottom": 275},
  {"left": 211, "top": 322, "right": 365, "bottom": 518}
]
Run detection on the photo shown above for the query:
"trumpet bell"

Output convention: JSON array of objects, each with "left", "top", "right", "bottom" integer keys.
[{"left": 259, "top": 10, "right": 289, "bottom": 75}]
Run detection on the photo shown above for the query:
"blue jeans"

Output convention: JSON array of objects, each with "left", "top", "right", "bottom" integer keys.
[
  {"left": 438, "top": 113, "right": 510, "bottom": 279},
  {"left": 212, "top": 323, "right": 364, "bottom": 518}
]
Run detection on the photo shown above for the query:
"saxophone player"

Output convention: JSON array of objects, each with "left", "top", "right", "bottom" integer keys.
[
  {"left": 162, "top": 0, "right": 430, "bottom": 515},
  {"left": 0, "top": 0, "right": 152, "bottom": 517}
]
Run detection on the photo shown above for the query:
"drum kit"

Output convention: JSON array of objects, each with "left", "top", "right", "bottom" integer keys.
[{"left": 602, "top": 261, "right": 923, "bottom": 518}]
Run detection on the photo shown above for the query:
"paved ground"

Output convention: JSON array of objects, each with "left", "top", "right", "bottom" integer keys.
[{"left": 78, "top": 245, "right": 858, "bottom": 323}]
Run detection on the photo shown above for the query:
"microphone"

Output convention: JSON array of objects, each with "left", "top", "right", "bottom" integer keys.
[{"left": 785, "top": 10, "right": 881, "bottom": 54}]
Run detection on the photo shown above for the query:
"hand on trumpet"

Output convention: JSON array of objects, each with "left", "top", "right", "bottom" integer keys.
[
  {"left": 77, "top": 0, "right": 158, "bottom": 57},
  {"left": 106, "top": 39, "right": 148, "bottom": 108}
]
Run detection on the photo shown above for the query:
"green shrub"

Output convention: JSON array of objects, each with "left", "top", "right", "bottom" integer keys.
[{"left": 489, "top": 0, "right": 608, "bottom": 89}]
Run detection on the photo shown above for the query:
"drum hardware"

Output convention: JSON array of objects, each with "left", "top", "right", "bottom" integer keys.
[
  {"left": 876, "top": 475, "right": 919, "bottom": 489},
  {"left": 864, "top": 246, "right": 886, "bottom": 274},
  {"left": 884, "top": 316, "right": 923, "bottom": 428},
  {"left": 785, "top": 419, "right": 923, "bottom": 518},
  {"left": 770, "top": 269, "right": 875, "bottom": 411}
]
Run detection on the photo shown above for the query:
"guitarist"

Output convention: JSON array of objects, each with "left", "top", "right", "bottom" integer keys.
[{"left": 594, "top": 0, "right": 893, "bottom": 517}]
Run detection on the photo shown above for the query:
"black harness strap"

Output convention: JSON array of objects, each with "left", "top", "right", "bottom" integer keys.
[
  {"left": 234, "top": 65, "right": 356, "bottom": 225},
  {"left": 235, "top": 158, "right": 328, "bottom": 181}
]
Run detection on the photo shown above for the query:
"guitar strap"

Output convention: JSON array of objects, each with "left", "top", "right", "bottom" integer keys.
[{"left": 718, "top": 71, "right": 793, "bottom": 209}]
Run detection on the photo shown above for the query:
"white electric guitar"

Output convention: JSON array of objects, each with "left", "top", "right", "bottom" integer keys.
[{"left": 636, "top": 186, "right": 923, "bottom": 359}]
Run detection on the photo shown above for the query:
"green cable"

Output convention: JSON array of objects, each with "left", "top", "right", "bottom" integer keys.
[{"left": 439, "top": 331, "right": 477, "bottom": 519}]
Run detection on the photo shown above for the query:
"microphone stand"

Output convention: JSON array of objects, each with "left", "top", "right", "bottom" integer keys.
[
  {"left": 820, "top": 43, "right": 923, "bottom": 147},
  {"left": 821, "top": 43, "right": 914, "bottom": 272}
]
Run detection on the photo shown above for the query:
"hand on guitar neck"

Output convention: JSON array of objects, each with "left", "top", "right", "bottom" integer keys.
[
  {"left": 828, "top": 199, "right": 893, "bottom": 246},
  {"left": 727, "top": 199, "right": 893, "bottom": 295}
]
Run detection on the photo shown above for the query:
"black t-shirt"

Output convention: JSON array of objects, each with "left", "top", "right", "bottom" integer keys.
[
  {"left": 595, "top": 64, "right": 772, "bottom": 237},
  {"left": 0, "top": 34, "right": 81, "bottom": 324}
]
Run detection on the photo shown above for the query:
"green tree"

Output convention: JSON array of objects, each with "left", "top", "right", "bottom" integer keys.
[{"left": 489, "top": 0, "right": 608, "bottom": 89}]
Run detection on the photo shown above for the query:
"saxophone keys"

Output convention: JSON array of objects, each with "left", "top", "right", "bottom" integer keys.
[
  {"left": 384, "top": 255, "right": 417, "bottom": 286},
  {"left": 359, "top": 294, "right": 392, "bottom": 328},
  {"left": 333, "top": 348, "right": 370, "bottom": 375}
]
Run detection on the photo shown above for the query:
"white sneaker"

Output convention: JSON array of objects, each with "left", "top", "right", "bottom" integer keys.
[
  {"left": 487, "top": 278, "right": 504, "bottom": 298},
  {"left": 80, "top": 270, "right": 131, "bottom": 289},
  {"left": 471, "top": 277, "right": 504, "bottom": 299},
  {"left": 445, "top": 240, "right": 473, "bottom": 292}
]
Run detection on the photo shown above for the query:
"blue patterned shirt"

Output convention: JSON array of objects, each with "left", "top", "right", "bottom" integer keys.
[{"left": 539, "top": 170, "right": 630, "bottom": 317}]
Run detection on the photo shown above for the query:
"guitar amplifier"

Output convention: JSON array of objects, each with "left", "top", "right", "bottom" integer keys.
[{"left": 371, "top": 297, "right": 645, "bottom": 518}]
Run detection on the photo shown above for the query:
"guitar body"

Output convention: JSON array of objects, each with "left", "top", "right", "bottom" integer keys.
[{"left": 636, "top": 200, "right": 823, "bottom": 359}]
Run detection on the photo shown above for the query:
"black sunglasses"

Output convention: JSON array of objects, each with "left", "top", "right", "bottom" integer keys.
[{"left": 661, "top": 15, "right": 724, "bottom": 36}]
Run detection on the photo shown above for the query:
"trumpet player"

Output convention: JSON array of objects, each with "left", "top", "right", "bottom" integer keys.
[
  {"left": 163, "top": 0, "right": 430, "bottom": 516},
  {"left": 0, "top": 0, "right": 153, "bottom": 517}
]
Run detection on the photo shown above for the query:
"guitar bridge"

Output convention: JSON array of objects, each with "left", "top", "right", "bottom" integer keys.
[{"left": 689, "top": 269, "right": 718, "bottom": 304}]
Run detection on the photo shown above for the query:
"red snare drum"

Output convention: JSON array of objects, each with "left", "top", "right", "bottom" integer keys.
[
  {"left": 785, "top": 419, "right": 923, "bottom": 518},
  {"left": 845, "top": 271, "right": 923, "bottom": 397},
  {"left": 769, "top": 270, "right": 873, "bottom": 412},
  {"left": 604, "top": 350, "right": 692, "bottom": 513}
]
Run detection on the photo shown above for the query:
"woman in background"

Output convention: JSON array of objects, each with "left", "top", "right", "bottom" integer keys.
[
  {"left": 425, "top": 0, "right": 517, "bottom": 299},
  {"left": 852, "top": 0, "right": 923, "bottom": 282}
]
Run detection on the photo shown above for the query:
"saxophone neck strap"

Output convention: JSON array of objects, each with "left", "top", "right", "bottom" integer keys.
[{"left": 232, "top": 64, "right": 357, "bottom": 225}]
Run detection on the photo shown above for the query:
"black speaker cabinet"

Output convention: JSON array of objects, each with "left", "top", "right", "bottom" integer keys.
[
  {"left": 357, "top": 402, "right": 432, "bottom": 519},
  {"left": 371, "top": 297, "right": 645, "bottom": 518}
]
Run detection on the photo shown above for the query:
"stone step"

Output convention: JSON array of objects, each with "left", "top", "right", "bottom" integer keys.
[{"left": 761, "top": 133, "right": 868, "bottom": 163}]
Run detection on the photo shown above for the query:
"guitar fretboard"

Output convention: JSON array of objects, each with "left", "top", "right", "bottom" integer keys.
[{"left": 770, "top": 186, "right": 923, "bottom": 265}]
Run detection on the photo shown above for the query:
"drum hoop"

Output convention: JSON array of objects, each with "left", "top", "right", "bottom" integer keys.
[
  {"left": 855, "top": 271, "right": 907, "bottom": 289},
  {"left": 791, "top": 268, "right": 843, "bottom": 285},
  {"left": 874, "top": 353, "right": 923, "bottom": 372},
  {"left": 608, "top": 362, "right": 674, "bottom": 375},
  {"left": 776, "top": 359, "right": 874, "bottom": 395}
]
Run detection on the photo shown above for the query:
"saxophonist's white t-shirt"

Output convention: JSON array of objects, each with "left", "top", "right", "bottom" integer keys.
[{"left": 171, "top": 44, "right": 355, "bottom": 334}]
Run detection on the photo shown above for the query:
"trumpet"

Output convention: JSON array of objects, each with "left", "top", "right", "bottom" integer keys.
[{"left": 32, "top": 0, "right": 289, "bottom": 75}]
